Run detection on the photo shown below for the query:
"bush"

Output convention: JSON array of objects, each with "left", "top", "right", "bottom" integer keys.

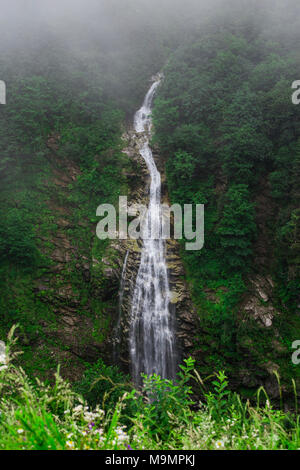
[
  {"left": 131, "top": 358, "right": 195, "bottom": 440},
  {"left": 74, "top": 359, "right": 131, "bottom": 412},
  {"left": 0, "top": 209, "right": 39, "bottom": 267}
]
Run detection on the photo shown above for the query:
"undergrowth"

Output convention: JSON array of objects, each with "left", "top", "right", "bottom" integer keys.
[{"left": 0, "top": 327, "right": 299, "bottom": 450}]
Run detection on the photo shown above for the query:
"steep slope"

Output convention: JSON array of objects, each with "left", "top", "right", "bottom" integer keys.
[{"left": 153, "top": 29, "right": 300, "bottom": 400}]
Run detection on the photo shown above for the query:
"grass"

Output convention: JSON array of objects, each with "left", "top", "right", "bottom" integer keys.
[{"left": 0, "top": 327, "right": 300, "bottom": 451}]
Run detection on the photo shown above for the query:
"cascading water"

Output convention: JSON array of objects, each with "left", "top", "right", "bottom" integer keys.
[{"left": 129, "top": 76, "right": 177, "bottom": 385}]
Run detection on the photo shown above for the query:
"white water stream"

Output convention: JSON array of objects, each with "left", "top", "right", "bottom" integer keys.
[{"left": 129, "top": 78, "right": 177, "bottom": 384}]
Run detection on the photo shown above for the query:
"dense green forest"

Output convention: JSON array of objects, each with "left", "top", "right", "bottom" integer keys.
[
  {"left": 153, "top": 23, "right": 300, "bottom": 386},
  {"left": 0, "top": 0, "right": 175, "bottom": 379},
  {"left": 0, "top": 0, "right": 300, "bottom": 451}
]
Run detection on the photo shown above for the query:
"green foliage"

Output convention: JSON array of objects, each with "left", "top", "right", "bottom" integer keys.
[
  {"left": 0, "top": 27, "right": 134, "bottom": 354},
  {"left": 0, "top": 2, "right": 300, "bottom": 448},
  {"left": 153, "top": 24, "right": 300, "bottom": 380},
  {"left": 74, "top": 359, "right": 130, "bottom": 411},
  {"left": 133, "top": 358, "right": 195, "bottom": 440},
  {"left": 154, "top": 30, "right": 300, "bottom": 279},
  {"left": 204, "top": 371, "right": 231, "bottom": 421},
  {"left": 0, "top": 208, "right": 39, "bottom": 267},
  {"left": 217, "top": 184, "right": 256, "bottom": 271},
  {"left": 1, "top": 331, "right": 300, "bottom": 451}
]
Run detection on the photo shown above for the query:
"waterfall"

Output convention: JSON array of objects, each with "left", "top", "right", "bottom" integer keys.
[{"left": 129, "top": 76, "right": 177, "bottom": 385}]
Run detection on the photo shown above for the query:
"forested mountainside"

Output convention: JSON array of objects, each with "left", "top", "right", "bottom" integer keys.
[
  {"left": 153, "top": 25, "right": 300, "bottom": 395},
  {"left": 0, "top": 0, "right": 300, "bottom": 451},
  {"left": 0, "top": 1, "right": 177, "bottom": 380}
]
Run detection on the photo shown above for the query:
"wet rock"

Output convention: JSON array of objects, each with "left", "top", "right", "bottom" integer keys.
[
  {"left": 241, "top": 274, "right": 279, "bottom": 328},
  {"left": 244, "top": 298, "right": 275, "bottom": 327},
  {"left": 61, "top": 316, "right": 77, "bottom": 327}
]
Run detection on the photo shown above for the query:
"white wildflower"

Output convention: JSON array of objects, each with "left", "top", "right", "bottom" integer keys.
[
  {"left": 73, "top": 404, "right": 83, "bottom": 414},
  {"left": 215, "top": 440, "right": 225, "bottom": 449}
]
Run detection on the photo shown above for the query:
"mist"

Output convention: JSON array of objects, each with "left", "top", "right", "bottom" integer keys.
[
  {"left": 2, "top": 0, "right": 299, "bottom": 52},
  {"left": 0, "top": 0, "right": 299, "bottom": 119}
]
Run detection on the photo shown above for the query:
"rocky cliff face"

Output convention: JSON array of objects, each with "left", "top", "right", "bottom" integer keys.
[
  {"left": 99, "top": 131, "right": 292, "bottom": 402},
  {"left": 27, "top": 132, "right": 294, "bottom": 403},
  {"left": 101, "top": 130, "right": 199, "bottom": 375},
  {"left": 13, "top": 127, "right": 197, "bottom": 384},
  {"left": 28, "top": 135, "right": 108, "bottom": 382}
]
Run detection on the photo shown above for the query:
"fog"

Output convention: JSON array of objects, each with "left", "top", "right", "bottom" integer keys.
[
  {"left": 0, "top": 0, "right": 299, "bottom": 108},
  {"left": 1, "top": 0, "right": 299, "bottom": 53},
  {"left": 0, "top": 0, "right": 217, "bottom": 50}
]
